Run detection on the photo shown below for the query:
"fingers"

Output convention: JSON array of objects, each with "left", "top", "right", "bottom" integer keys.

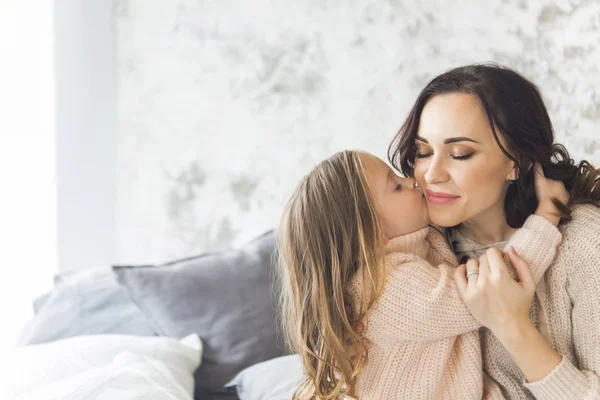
[
  {"left": 343, "top": 301, "right": 370, "bottom": 369},
  {"left": 348, "top": 337, "right": 370, "bottom": 350},
  {"left": 344, "top": 303, "right": 364, "bottom": 346},
  {"left": 533, "top": 162, "right": 549, "bottom": 198},
  {"left": 486, "top": 247, "right": 509, "bottom": 278},
  {"left": 507, "top": 247, "right": 535, "bottom": 289},
  {"left": 349, "top": 338, "right": 370, "bottom": 367},
  {"left": 346, "top": 332, "right": 369, "bottom": 369},
  {"left": 534, "top": 162, "right": 545, "bottom": 178},
  {"left": 454, "top": 264, "right": 469, "bottom": 298},
  {"left": 465, "top": 258, "right": 480, "bottom": 283},
  {"left": 477, "top": 253, "right": 491, "bottom": 280},
  {"left": 344, "top": 320, "right": 364, "bottom": 345},
  {"left": 350, "top": 353, "right": 367, "bottom": 368},
  {"left": 345, "top": 303, "right": 353, "bottom": 320},
  {"left": 533, "top": 162, "right": 569, "bottom": 205},
  {"left": 352, "top": 321, "right": 364, "bottom": 334},
  {"left": 551, "top": 178, "right": 569, "bottom": 205}
]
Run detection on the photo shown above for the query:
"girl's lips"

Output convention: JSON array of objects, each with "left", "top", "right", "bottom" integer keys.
[{"left": 426, "top": 191, "right": 460, "bottom": 205}]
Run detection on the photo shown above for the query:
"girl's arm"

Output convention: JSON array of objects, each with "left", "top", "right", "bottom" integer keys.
[
  {"left": 502, "top": 213, "right": 562, "bottom": 282},
  {"left": 356, "top": 214, "right": 560, "bottom": 342}
]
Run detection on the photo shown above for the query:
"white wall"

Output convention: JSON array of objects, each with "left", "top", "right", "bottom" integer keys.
[
  {"left": 115, "top": 0, "right": 600, "bottom": 264},
  {"left": 0, "top": 0, "right": 118, "bottom": 347},
  {"left": 0, "top": 0, "right": 56, "bottom": 348},
  {"left": 1, "top": 0, "right": 598, "bottom": 347},
  {"left": 55, "top": 0, "right": 118, "bottom": 272}
]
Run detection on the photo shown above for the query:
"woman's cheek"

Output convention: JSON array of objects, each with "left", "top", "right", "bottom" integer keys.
[{"left": 414, "top": 160, "right": 428, "bottom": 186}]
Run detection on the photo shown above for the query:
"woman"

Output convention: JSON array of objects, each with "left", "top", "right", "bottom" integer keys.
[{"left": 387, "top": 63, "right": 600, "bottom": 399}]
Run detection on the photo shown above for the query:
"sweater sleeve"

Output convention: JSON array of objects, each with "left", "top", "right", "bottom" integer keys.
[
  {"left": 365, "top": 255, "right": 480, "bottom": 341},
  {"left": 524, "top": 357, "right": 600, "bottom": 400},
  {"left": 524, "top": 206, "right": 600, "bottom": 400},
  {"left": 503, "top": 214, "right": 563, "bottom": 282},
  {"left": 366, "top": 215, "right": 562, "bottom": 342},
  {"left": 426, "top": 227, "right": 460, "bottom": 267}
]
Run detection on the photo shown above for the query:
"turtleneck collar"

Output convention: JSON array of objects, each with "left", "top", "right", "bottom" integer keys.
[{"left": 384, "top": 227, "right": 430, "bottom": 259}]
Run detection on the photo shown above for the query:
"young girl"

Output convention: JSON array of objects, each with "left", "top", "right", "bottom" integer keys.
[{"left": 277, "top": 150, "right": 566, "bottom": 399}]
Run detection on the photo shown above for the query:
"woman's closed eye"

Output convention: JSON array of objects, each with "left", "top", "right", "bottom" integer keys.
[
  {"left": 415, "top": 150, "right": 475, "bottom": 161},
  {"left": 451, "top": 152, "right": 474, "bottom": 160}
]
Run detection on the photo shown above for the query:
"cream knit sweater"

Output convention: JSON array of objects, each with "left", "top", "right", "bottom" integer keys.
[
  {"left": 457, "top": 205, "right": 600, "bottom": 400},
  {"left": 347, "top": 215, "right": 562, "bottom": 400}
]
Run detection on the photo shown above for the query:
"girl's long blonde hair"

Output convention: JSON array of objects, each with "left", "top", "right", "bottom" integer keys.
[{"left": 277, "top": 150, "right": 386, "bottom": 399}]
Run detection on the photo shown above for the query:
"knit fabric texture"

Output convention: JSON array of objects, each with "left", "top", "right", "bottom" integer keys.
[
  {"left": 463, "top": 205, "right": 600, "bottom": 400},
  {"left": 347, "top": 215, "right": 562, "bottom": 399}
]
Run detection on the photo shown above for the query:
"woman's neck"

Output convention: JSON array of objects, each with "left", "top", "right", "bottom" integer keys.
[{"left": 458, "top": 206, "right": 516, "bottom": 245}]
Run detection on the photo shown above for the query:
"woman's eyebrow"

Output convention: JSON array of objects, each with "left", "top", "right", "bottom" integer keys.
[{"left": 416, "top": 136, "right": 480, "bottom": 144}]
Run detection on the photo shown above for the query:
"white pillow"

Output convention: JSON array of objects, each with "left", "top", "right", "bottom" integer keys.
[
  {"left": 0, "top": 334, "right": 202, "bottom": 400},
  {"left": 226, "top": 355, "right": 303, "bottom": 400}
]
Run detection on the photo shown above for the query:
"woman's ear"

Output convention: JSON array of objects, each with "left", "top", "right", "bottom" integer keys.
[
  {"left": 507, "top": 162, "right": 518, "bottom": 181},
  {"left": 507, "top": 160, "right": 534, "bottom": 181}
]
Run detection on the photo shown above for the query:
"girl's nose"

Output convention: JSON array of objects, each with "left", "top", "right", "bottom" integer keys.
[{"left": 402, "top": 177, "right": 417, "bottom": 189}]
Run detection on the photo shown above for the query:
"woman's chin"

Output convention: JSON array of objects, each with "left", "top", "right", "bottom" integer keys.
[{"left": 428, "top": 210, "right": 462, "bottom": 228}]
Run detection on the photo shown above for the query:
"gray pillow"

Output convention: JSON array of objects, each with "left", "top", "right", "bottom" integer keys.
[
  {"left": 225, "top": 355, "right": 303, "bottom": 400},
  {"left": 114, "top": 230, "right": 288, "bottom": 400},
  {"left": 18, "top": 268, "right": 157, "bottom": 345}
]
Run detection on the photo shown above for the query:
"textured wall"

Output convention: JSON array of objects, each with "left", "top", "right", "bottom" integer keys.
[{"left": 115, "top": 0, "right": 600, "bottom": 263}]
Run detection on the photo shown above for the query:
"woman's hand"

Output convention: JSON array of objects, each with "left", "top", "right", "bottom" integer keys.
[
  {"left": 455, "top": 247, "right": 563, "bottom": 382},
  {"left": 454, "top": 247, "right": 536, "bottom": 336}
]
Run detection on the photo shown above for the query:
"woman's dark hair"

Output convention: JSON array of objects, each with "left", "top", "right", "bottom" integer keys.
[{"left": 388, "top": 63, "right": 600, "bottom": 228}]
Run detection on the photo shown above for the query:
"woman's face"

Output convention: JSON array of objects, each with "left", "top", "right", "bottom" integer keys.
[{"left": 413, "top": 93, "right": 516, "bottom": 228}]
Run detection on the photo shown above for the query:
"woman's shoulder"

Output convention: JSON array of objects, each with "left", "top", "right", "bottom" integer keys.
[
  {"left": 571, "top": 203, "right": 600, "bottom": 217},
  {"left": 561, "top": 204, "right": 600, "bottom": 237},
  {"left": 554, "top": 204, "right": 600, "bottom": 274}
]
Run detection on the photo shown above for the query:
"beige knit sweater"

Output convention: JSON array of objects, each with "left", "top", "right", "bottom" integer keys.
[
  {"left": 347, "top": 215, "right": 562, "bottom": 400},
  {"left": 456, "top": 205, "right": 600, "bottom": 400}
]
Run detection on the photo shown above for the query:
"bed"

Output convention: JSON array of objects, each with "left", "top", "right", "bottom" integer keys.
[{"left": 7, "top": 231, "right": 303, "bottom": 400}]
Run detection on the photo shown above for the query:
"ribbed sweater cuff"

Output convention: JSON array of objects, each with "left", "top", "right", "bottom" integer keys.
[
  {"left": 524, "top": 356, "right": 592, "bottom": 399},
  {"left": 503, "top": 214, "right": 562, "bottom": 264},
  {"left": 521, "top": 214, "right": 562, "bottom": 247}
]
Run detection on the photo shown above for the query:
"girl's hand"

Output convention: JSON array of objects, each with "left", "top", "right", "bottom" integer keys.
[
  {"left": 344, "top": 304, "right": 370, "bottom": 367},
  {"left": 533, "top": 162, "right": 569, "bottom": 226},
  {"left": 454, "top": 247, "right": 536, "bottom": 337}
]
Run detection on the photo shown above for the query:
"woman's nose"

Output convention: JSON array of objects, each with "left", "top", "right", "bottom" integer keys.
[{"left": 423, "top": 157, "right": 449, "bottom": 184}]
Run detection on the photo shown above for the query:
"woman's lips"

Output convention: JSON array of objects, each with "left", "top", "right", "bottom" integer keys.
[{"left": 426, "top": 190, "right": 460, "bottom": 205}]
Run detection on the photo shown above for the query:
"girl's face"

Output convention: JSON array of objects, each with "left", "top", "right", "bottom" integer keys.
[
  {"left": 360, "top": 153, "right": 428, "bottom": 240},
  {"left": 414, "top": 93, "right": 516, "bottom": 228}
]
